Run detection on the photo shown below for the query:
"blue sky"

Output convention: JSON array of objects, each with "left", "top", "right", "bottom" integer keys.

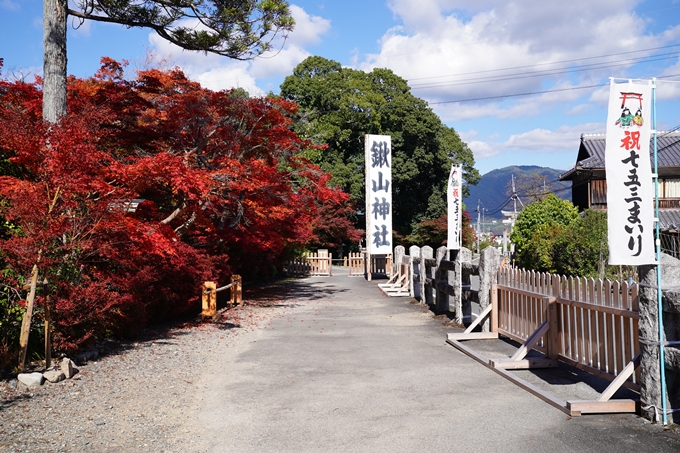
[{"left": 2, "top": 0, "right": 680, "bottom": 175}]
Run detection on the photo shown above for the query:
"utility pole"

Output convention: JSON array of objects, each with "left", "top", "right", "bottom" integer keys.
[{"left": 476, "top": 200, "right": 481, "bottom": 254}]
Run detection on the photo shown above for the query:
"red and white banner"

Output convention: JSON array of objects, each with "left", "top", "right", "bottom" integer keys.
[
  {"left": 605, "top": 80, "right": 656, "bottom": 265},
  {"left": 448, "top": 164, "right": 462, "bottom": 250}
]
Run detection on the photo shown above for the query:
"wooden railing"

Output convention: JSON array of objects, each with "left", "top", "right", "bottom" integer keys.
[
  {"left": 448, "top": 264, "right": 640, "bottom": 416},
  {"left": 285, "top": 250, "right": 333, "bottom": 277},
  {"left": 347, "top": 252, "right": 365, "bottom": 277},
  {"left": 201, "top": 274, "right": 243, "bottom": 319},
  {"left": 496, "top": 268, "right": 640, "bottom": 387}
]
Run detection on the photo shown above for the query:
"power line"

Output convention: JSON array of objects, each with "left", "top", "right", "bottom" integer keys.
[
  {"left": 427, "top": 72, "right": 680, "bottom": 104},
  {"left": 410, "top": 53, "right": 680, "bottom": 89},
  {"left": 407, "top": 44, "right": 680, "bottom": 82},
  {"left": 429, "top": 83, "right": 606, "bottom": 104}
]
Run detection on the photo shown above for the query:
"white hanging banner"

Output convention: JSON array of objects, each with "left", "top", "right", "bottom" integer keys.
[
  {"left": 447, "top": 164, "right": 462, "bottom": 250},
  {"left": 605, "top": 80, "right": 657, "bottom": 265},
  {"left": 365, "top": 134, "right": 392, "bottom": 254}
]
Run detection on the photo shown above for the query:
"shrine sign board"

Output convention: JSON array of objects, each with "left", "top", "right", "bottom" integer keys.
[{"left": 365, "top": 134, "right": 392, "bottom": 255}]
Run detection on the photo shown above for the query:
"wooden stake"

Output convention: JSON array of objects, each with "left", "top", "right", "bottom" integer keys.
[
  {"left": 44, "top": 294, "right": 52, "bottom": 370},
  {"left": 201, "top": 281, "right": 217, "bottom": 319},
  {"left": 18, "top": 265, "right": 39, "bottom": 372},
  {"left": 231, "top": 275, "right": 242, "bottom": 306}
]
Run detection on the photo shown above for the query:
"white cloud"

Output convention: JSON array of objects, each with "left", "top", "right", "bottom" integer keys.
[
  {"left": 360, "top": 1, "right": 677, "bottom": 120},
  {"left": 458, "top": 130, "right": 500, "bottom": 159},
  {"left": 145, "top": 5, "right": 330, "bottom": 95},
  {"left": 504, "top": 123, "right": 604, "bottom": 152},
  {"left": 195, "top": 64, "right": 264, "bottom": 96},
  {"left": 287, "top": 5, "right": 331, "bottom": 46}
]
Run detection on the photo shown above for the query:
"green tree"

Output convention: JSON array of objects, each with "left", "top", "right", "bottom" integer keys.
[
  {"left": 510, "top": 194, "right": 579, "bottom": 271},
  {"left": 43, "top": 0, "right": 294, "bottom": 123},
  {"left": 552, "top": 209, "right": 621, "bottom": 279},
  {"left": 279, "top": 56, "right": 480, "bottom": 236}
]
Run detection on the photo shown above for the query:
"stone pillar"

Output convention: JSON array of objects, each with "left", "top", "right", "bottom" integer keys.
[
  {"left": 394, "top": 245, "right": 405, "bottom": 280},
  {"left": 454, "top": 247, "right": 472, "bottom": 324},
  {"left": 639, "top": 253, "right": 680, "bottom": 424},
  {"left": 421, "top": 246, "right": 434, "bottom": 305},
  {"left": 409, "top": 245, "right": 421, "bottom": 300},
  {"left": 435, "top": 246, "right": 449, "bottom": 315},
  {"left": 478, "top": 247, "right": 501, "bottom": 332}
]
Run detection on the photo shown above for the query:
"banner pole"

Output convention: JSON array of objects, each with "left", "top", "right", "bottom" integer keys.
[{"left": 652, "top": 78, "right": 668, "bottom": 425}]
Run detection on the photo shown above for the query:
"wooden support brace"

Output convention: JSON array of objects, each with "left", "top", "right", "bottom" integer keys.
[
  {"left": 567, "top": 400, "right": 638, "bottom": 415},
  {"left": 491, "top": 358, "right": 558, "bottom": 370},
  {"left": 510, "top": 321, "right": 550, "bottom": 362},
  {"left": 463, "top": 304, "right": 493, "bottom": 334},
  {"left": 446, "top": 336, "right": 571, "bottom": 415},
  {"left": 597, "top": 353, "right": 640, "bottom": 402},
  {"left": 447, "top": 332, "right": 498, "bottom": 341},
  {"left": 18, "top": 265, "right": 39, "bottom": 372}
]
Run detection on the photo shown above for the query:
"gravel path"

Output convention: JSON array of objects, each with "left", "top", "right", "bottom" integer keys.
[{"left": 0, "top": 288, "right": 293, "bottom": 453}]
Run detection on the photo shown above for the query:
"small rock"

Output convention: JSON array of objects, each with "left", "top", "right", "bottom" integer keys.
[
  {"left": 43, "top": 369, "right": 66, "bottom": 383},
  {"left": 17, "top": 372, "right": 44, "bottom": 388},
  {"left": 9, "top": 378, "right": 17, "bottom": 388},
  {"left": 60, "top": 358, "right": 78, "bottom": 379}
]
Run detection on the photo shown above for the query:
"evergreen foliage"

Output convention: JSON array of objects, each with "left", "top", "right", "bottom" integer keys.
[{"left": 279, "top": 56, "right": 480, "bottom": 236}]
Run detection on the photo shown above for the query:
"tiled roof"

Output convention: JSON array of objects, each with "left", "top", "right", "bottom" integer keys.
[
  {"left": 659, "top": 209, "right": 680, "bottom": 230},
  {"left": 576, "top": 131, "right": 680, "bottom": 170}
]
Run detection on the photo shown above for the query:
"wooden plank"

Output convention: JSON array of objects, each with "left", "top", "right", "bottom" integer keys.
[
  {"left": 446, "top": 338, "right": 571, "bottom": 415},
  {"left": 446, "top": 337, "right": 492, "bottom": 367},
  {"left": 547, "top": 298, "right": 560, "bottom": 361},
  {"left": 447, "top": 332, "right": 499, "bottom": 341},
  {"left": 555, "top": 298, "right": 638, "bottom": 319},
  {"left": 598, "top": 354, "right": 640, "bottom": 402},
  {"left": 567, "top": 400, "right": 637, "bottom": 414},
  {"left": 510, "top": 321, "right": 550, "bottom": 361},
  {"left": 493, "top": 364, "right": 572, "bottom": 415},
  {"left": 491, "top": 284, "right": 499, "bottom": 333},
  {"left": 463, "top": 304, "right": 493, "bottom": 334},
  {"left": 496, "top": 285, "right": 554, "bottom": 300},
  {"left": 491, "top": 358, "right": 558, "bottom": 369},
  {"left": 558, "top": 355, "right": 641, "bottom": 392}
]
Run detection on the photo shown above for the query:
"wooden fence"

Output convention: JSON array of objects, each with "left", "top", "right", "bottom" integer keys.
[
  {"left": 448, "top": 261, "right": 640, "bottom": 416},
  {"left": 285, "top": 250, "right": 333, "bottom": 277},
  {"left": 496, "top": 268, "right": 640, "bottom": 388},
  {"left": 347, "top": 252, "right": 365, "bottom": 277}
]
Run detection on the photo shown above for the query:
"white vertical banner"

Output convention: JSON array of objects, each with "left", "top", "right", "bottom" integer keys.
[
  {"left": 447, "top": 164, "right": 462, "bottom": 250},
  {"left": 365, "top": 134, "right": 392, "bottom": 254},
  {"left": 605, "top": 80, "right": 657, "bottom": 265}
]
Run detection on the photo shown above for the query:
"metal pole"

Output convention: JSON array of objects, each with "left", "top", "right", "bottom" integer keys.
[{"left": 652, "top": 78, "right": 668, "bottom": 425}]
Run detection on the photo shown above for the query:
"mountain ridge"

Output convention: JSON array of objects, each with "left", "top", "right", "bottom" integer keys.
[{"left": 464, "top": 165, "right": 572, "bottom": 219}]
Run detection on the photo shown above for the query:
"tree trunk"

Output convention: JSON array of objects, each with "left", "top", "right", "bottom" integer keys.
[{"left": 43, "top": 0, "right": 68, "bottom": 123}]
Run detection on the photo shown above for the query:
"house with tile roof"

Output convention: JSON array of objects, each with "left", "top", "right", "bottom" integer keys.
[{"left": 560, "top": 130, "right": 680, "bottom": 254}]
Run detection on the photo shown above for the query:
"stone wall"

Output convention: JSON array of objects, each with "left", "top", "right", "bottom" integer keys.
[{"left": 638, "top": 253, "right": 680, "bottom": 423}]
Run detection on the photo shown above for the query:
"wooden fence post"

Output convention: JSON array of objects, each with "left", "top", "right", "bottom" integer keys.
[
  {"left": 201, "top": 281, "right": 217, "bottom": 319},
  {"left": 44, "top": 294, "right": 52, "bottom": 370},
  {"left": 18, "top": 265, "right": 39, "bottom": 372},
  {"left": 231, "top": 275, "right": 242, "bottom": 306},
  {"left": 491, "top": 284, "right": 498, "bottom": 333}
]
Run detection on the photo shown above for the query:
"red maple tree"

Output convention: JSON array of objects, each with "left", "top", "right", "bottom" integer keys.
[{"left": 0, "top": 58, "right": 360, "bottom": 355}]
